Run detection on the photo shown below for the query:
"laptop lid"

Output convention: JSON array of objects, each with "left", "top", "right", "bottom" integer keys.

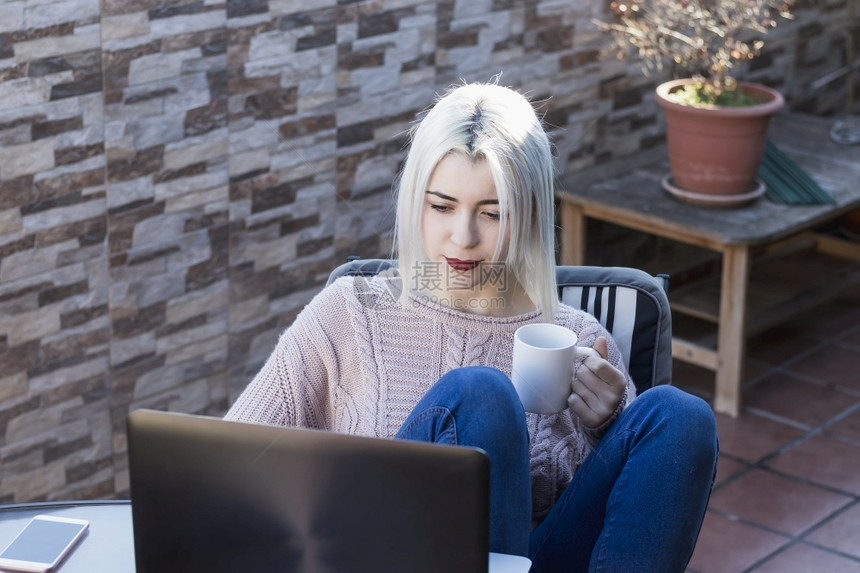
[{"left": 127, "top": 409, "right": 492, "bottom": 573}]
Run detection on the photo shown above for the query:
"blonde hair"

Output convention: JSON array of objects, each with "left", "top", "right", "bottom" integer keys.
[{"left": 393, "top": 82, "right": 558, "bottom": 319}]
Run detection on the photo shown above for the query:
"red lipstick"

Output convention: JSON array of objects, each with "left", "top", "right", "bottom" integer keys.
[{"left": 445, "top": 257, "right": 481, "bottom": 271}]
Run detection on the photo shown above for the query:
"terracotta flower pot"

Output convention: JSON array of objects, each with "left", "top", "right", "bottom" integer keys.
[{"left": 655, "top": 79, "right": 785, "bottom": 196}]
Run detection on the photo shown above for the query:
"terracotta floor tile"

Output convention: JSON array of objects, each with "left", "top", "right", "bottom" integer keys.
[
  {"left": 714, "top": 411, "right": 806, "bottom": 462},
  {"left": 687, "top": 511, "right": 790, "bottom": 573},
  {"left": 707, "top": 469, "right": 852, "bottom": 536},
  {"left": 747, "top": 326, "right": 821, "bottom": 367},
  {"left": 672, "top": 361, "right": 771, "bottom": 408},
  {"left": 743, "top": 373, "right": 859, "bottom": 427},
  {"left": 765, "top": 434, "right": 860, "bottom": 495},
  {"left": 715, "top": 456, "right": 748, "bottom": 486},
  {"left": 806, "top": 503, "right": 860, "bottom": 560},
  {"left": 825, "top": 408, "right": 860, "bottom": 443},
  {"left": 666, "top": 264, "right": 860, "bottom": 571},
  {"left": 751, "top": 542, "right": 860, "bottom": 572},
  {"left": 743, "top": 359, "right": 772, "bottom": 385},
  {"left": 790, "top": 301, "right": 860, "bottom": 339},
  {"left": 790, "top": 345, "right": 860, "bottom": 390}
]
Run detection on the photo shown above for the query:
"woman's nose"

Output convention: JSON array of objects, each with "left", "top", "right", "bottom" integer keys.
[{"left": 450, "top": 215, "right": 479, "bottom": 249}]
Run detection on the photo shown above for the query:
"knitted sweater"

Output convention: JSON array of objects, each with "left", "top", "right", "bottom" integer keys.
[{"left": 226, "top": 275, "right": 636, "bottom": 525}]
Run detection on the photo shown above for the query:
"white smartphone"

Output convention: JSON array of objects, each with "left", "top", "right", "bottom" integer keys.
[{"left": 0, "top": 515, "right": 89, "bottom": 572}]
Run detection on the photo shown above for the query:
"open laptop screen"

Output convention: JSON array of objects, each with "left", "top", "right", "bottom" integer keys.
[{"left": 127, "top": 410, "right": 491, "bottom": 573}]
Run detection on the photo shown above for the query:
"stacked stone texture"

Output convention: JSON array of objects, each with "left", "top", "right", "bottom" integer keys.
[{"left": 0, "top": 0, "right": 854, "bottom": 503}]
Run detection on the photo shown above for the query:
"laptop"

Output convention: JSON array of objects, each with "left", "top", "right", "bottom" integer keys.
[{"left": 126, "top": 410, "right": 532, "bottom": 573}]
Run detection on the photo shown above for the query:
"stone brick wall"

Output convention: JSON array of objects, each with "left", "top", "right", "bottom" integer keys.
[{"left": 0, "top": 0, "right": 855, "bottom": 503}]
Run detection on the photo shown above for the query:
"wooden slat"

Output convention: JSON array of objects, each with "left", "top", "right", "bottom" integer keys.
[
  {"left": 746, "top": 261, "right": 860, "bottom": 337},
  {"left": 815, "top": 233, "right": 860, "bottom": 262},
  {"left": 672, "top": 338, "right": 718, "bottom": 370}
]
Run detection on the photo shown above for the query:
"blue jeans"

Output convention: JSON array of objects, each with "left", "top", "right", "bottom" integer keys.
[
  {"left": 396, "top": 366, "right": 532, "bottom": 555},
  {"left": 397, "top": 366, "right": 718, "bottom": 571},
  {"left": 528, "top": 382, "right": 718, "bottom": 572}
]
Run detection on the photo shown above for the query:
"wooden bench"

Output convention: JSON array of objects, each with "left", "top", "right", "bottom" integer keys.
[{"left": 557, "top": 113, "right": 860, "bottom": 417}]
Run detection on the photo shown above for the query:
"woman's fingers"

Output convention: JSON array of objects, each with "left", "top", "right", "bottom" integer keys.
[
  {"left": 568, "top": 388, "right": 610, "bottom": 427},
  {"left": 569, "top": 341, "right": 626, "bottom": 428}
]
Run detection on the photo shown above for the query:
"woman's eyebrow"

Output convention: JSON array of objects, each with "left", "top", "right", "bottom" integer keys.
[{"left": 425, "top": 190, "right": 498, "bottom": 205}]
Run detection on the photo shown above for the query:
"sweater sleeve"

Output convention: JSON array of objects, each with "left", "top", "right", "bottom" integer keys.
[{"left": 224, "top": 285, "right": 345, "bottom": 429}]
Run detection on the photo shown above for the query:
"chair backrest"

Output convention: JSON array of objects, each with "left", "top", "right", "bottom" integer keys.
[{"left": 328, "top": 259, "right": 672, "bottom": 394}]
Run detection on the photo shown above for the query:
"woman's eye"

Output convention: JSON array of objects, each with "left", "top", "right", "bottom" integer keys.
[
  {"left": 484, "top": 211, "right": 500, "bottom": 221},
  {"left": 430, "top": 204, "right": 451, "bottom": 213}
]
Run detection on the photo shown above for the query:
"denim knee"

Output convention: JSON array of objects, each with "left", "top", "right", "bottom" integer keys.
[
  {"left": 429, "top": 366, "right": 528, "bottom": 448},
  {"left": 635, "top": 385, "right": 718, "bottom": 461},
  {"left": 436, "top": 366, "right": 524, "bottom": 417}
]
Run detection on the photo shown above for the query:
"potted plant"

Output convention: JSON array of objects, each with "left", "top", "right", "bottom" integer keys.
[{"left": 594, "top": 0, "right": 795, "bottom": 204}]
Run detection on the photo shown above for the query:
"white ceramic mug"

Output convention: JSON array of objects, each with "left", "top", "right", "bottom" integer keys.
[{"left": 511, "top": 323, "right": 601, "bottom": 414}]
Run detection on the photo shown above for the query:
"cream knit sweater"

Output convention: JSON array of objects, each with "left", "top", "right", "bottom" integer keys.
[{"left": 226, "top": 275, "right": 635, "bottom": 525}]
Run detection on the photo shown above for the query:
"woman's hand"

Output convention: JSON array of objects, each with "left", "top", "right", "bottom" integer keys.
[{"left": 567, "top": 336, "right": 627, "bottom": 429}]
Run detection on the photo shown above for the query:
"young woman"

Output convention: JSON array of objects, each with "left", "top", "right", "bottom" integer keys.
[{"left": 226, "top": 82, "right": 718, "bottom": 571}]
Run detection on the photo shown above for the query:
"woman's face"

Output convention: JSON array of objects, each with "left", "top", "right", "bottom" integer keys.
[{"left": 418, "top": 153, "right": 511, "bottom": 303}]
